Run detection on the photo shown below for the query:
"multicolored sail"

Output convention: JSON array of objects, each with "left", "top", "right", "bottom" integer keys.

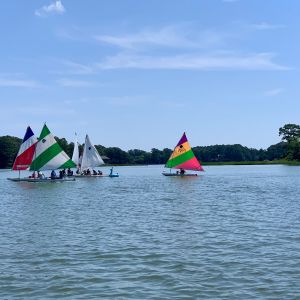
[
  {"left": 165, "top": 132, "right": 204, "bottom": 171},
  {"left": 30, "top": 124, "right": 76, "bottom": 171},
  {"left": 12, "top": 126, "right": 38, "bottom": 170}
]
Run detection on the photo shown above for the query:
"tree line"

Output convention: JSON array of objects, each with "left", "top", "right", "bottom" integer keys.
[{"left": 1, "top": 124, "right": 299, "bottom": 169}]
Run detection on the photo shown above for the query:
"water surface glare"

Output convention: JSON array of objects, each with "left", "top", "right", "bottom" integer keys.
[{"left": 0, "top": 165, "right": 300, "bottom": 299}]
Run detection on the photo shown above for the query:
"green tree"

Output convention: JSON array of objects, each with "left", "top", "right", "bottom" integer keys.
[
  {"left": 279, "top": 124, "right": 300, "bottom": 160},
  {"left": 279, "top": 124, "right": 300, "bottom": 143},
  {"left": 0, "top": 136, "right": 22, "bottom": 168}
]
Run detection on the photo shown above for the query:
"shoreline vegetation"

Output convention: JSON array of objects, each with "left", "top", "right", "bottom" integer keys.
[{"left": 1, "top": 124, "right": 300, "bottom": 169}]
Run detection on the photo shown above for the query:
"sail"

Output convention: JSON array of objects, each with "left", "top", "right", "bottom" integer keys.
[
  {"left": 165, "top": 132, "right": 204, "bottom": 171},
  {"left": 30, "top": 124, "right": 76, "bottom": 171},
  {"left": 71, "top": 133, "right": 80, "bottom": 166},
  {"left": 80, "top": 135, "right": 104, "bottom": 170},
  {"left": 12, "top": 126, "right": 38, "bottom": 170}
]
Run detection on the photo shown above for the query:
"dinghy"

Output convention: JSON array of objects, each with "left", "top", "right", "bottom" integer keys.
[
  {"left": 162, "top": 132, "right": 204, "bottom": 176},
  {"left": 8, "top": 124, "right": 76, "bottom": 182},
  {"left": 75, "top": 134, "right": 105, "bottom": 177},
  {"left": 74, "top": 134, "right": 119, "bottom": 178},
  {"left": 7, "top": 126, "right": 38, "bottom": 181}
]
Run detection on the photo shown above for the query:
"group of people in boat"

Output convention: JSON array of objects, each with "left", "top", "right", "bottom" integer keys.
[
  {"left": 29, "top": 168, "right": 75, "bottom": 180},
  {"left": 77, "top": 168, "right": 103, "bottom": 176},
  {"left": 29, "top": 171, "right": 46, "bottom": 179},
  {"left": 50, "top": 168, "right": 74, "bottom": 179},
  {"left": 176, "top": 168, "right": 186, "bottom": 175}
]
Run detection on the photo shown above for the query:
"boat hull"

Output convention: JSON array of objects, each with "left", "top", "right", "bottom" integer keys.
[
  {"left": 162, "top": 173, "right": 198, "bottom": 177},
  {"left": 7, "top": 177, "right": 75, "bottom": 182},
  {"left": 74, "top": 174, "right": 119, "bottom": 178}
]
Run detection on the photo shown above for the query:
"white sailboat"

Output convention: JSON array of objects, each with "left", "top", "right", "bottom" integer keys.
[
  {"left": 75, "top": 134, "right": 104, "bottom": 177},
  {"left": 75, "top": 134, "right": 119, "bottom": 177}
]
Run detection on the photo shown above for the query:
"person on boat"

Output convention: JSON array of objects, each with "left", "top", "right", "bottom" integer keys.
[
  {"left": 109, "top": 167, "right": 114, "bottom": 176},
  {"left": 59, "top": 170, "right": 63, "bottom": 179},
  {"left": 86, "top": 169, "right": 91, "bottom": 176},
  {"left": 51, "top": 170, "right": 57, "bottom": 179},
  {"left": 30, "top": 171, "right": 37, "bottom": 178},
  {"left": 93, "top": 170, "right": 97, "bottom": 176},
  {"left": 37, "top": 171, "right": 45, "bottom": 179},
  {"left": 98, "top": 170, "right": 103, "bottom": 175},
  {"left": 180, "top": 168, "right": 185, "bottom": 175},
  {"left": 176, "top": 170, "right": 179, "bottom": 175},
  {"left": 67, "top": 168, "right": 73, "bottom": 176},
  {"left": 76, "top": 168, "right": 80, "bottom": 174}
]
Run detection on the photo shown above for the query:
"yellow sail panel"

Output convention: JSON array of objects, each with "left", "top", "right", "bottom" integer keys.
[{"left": 169, "top": 141, "right": 191, "bottom": 160}]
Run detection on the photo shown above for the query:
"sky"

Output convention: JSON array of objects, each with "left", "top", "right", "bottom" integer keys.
[{"left": 0, "top": 0, "right": 299, "bottom": 150}]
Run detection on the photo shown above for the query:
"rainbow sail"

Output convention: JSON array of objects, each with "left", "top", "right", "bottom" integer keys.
[{"left": 165, "top": 132, "right": 204, "bottom": 171}]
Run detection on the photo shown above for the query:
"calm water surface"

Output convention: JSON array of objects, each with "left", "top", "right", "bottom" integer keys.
[{"left": 0, "top": 165, "right": 299, "bottom": 299}]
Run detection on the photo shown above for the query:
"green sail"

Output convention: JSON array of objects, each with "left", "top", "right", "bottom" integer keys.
[{"left": 30, "top": 124, "right": 76, "bottom": 171}]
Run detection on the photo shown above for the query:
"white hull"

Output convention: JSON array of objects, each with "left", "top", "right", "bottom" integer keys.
[
  {"left": 162, "top": 173, "right": 198, "bottom": 177},
  {"left": 74, "top": 174, "right": 119, "bottom": 178},
  {"left": 7, "top": 177, "right": 75, "bottom": 182}
]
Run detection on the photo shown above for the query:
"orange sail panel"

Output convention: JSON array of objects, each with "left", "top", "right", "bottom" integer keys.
[{"left": 165, "top": 133, "right": 204, "bottom": 171}]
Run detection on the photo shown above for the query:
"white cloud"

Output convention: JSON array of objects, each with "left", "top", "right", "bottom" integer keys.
[
  {"left": 35, "top": 0, "right": 65, "bottom": 17},
  {"left": 97, "top": 52, "right": 288, "bottom": 71},
  {"left": 0, "top": 76, "right": 40, "bottom": 88},
  {"left": 264, "top": 88, "right": 283, "bottom": 97},
  {"left": 222, "top": 0, "right": 239, "bottom": 3},
  {"left": 95, "top": 25, "right": 225, "bottom": 50},
  {"left": 57, "top": 78, "right": 95, "bottom": 87},
  {"left": 249, "top": 22, "right": 286, "bottom": 30},
  {"left": 61, "top": 60, "right": 94, "bottom": 75}
]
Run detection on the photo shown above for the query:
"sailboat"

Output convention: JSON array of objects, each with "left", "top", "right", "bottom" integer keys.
[
  {"left": 162, "top": 132, "right": 204, "bottom": 176},
  {"left": 75, "top": 134, "right": 119, "bottom": 177},
  {"left": 8, "top": 124, "right": 76, "bottom": 182},
  {"left": 75, "top": 134, "right": 105, "bottom": 177},
  {"left": 7, "top": 126, "right": 38, "bottom": 180}
]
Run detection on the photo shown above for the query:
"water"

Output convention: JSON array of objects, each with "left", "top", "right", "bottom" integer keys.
[{"left": 0, "top": 165, "right": 299, "bottom": 299}]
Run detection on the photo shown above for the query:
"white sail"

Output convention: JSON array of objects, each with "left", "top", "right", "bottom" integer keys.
[
  {"left": 80, "top": 134, "right": 104, "bottom": 170},
  {"left": 72, "top": 133, "right": 80, "bottom": 166}
]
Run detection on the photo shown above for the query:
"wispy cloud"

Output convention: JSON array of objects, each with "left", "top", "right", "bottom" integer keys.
[
  {"left": 60, "top": 60, "right": 94, "bottom": 75},
  {"left": 248, "top": 22, "right": 286, "bottom": 30},
  {"left": 58, "top": 24, "right": 289, "bottom": 73},
  {"left": 35, "top": 0, "right": 65, "bottom": 17},
  {"left": 0, "top": 75, "right": 40, "bottom": 88},
  {"left": 95, "top": 25, "right": 225, "bottom": 50},
  {"left": 222, "top": 0, "right": 239, "bottom": 3},
  {"left": 264, "top": 88, "right": 283, "bottom": 97},
  {"left": 97, "top": 52, "right": 288, "bottom": 71},
  {"left": 57, "top": 78, "right": 95, "bottom": 87}
]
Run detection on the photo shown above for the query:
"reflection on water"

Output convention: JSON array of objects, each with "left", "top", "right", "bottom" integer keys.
[{"left": 0, "top": 165, "right": 300, "bottom": 299}]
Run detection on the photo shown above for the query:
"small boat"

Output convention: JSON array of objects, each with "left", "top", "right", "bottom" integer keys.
[
  {"left": 108, "top": 167, "right": 119, "bottom": 178},
  {"left": 73, "top": 135, "right": 119, "bottom": 178},
  {"left": 8, "top": 124, "right": 76, "bottom": 182},
  {"left": 8, "top": 177, "right": 75, "bottom": 182},
  {"left": 75, "top": 134, "right": 106, "bottom": 177},
  {"left": 162, "top": 132, "right": 204, "bottom": 176},
  {"left": 7, "top": 126, "right": 38, "bottom": 181}
]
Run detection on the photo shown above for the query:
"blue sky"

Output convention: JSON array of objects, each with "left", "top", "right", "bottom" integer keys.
[{"left": 1, "top": 0, "right": 299, "bottom": 150}]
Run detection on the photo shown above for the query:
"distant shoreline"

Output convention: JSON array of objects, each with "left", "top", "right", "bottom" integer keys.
[{"left": 2, "top": 160, "right": 300, "bottom": 171}]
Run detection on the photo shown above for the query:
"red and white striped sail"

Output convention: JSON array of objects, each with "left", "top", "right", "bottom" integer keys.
[{"left": 12, "top": 126, "right": 38, "bottom": 170}]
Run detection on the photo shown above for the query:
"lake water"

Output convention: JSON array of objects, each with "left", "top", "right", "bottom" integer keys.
[{"left": 0, "top": 165, "right": 299, "bottom": 299}]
